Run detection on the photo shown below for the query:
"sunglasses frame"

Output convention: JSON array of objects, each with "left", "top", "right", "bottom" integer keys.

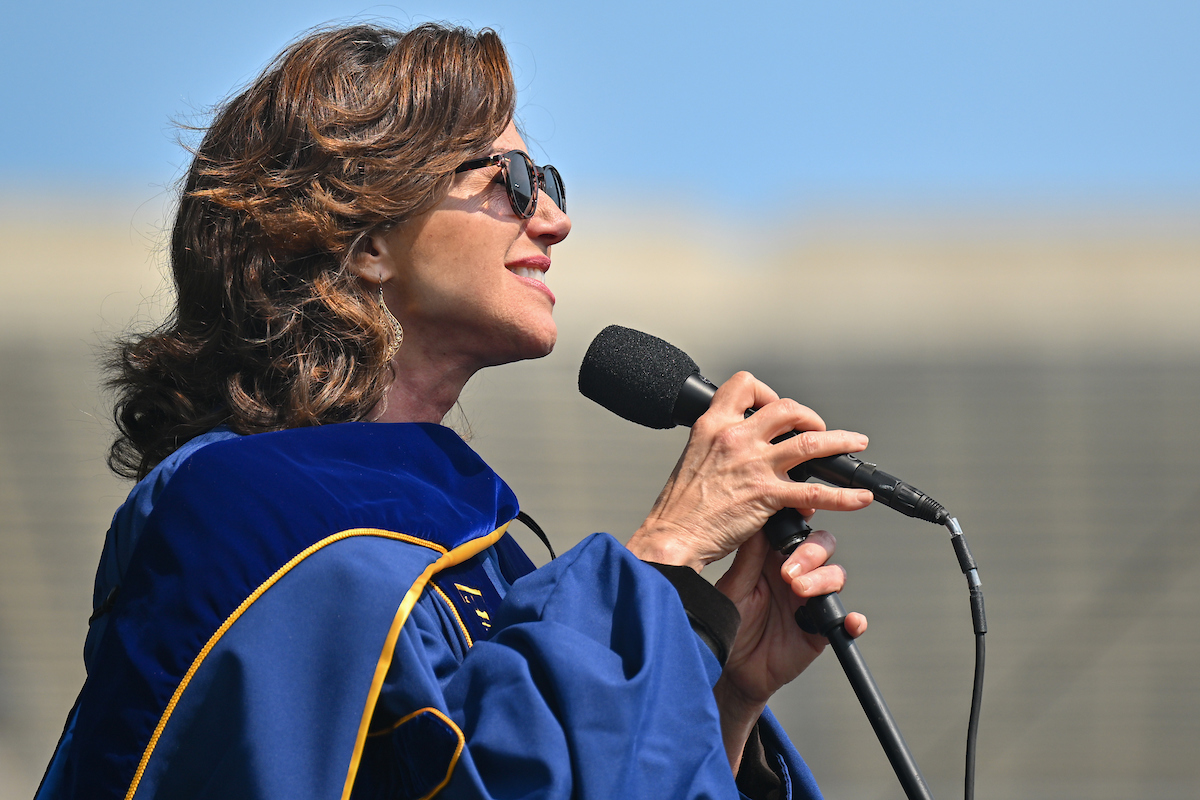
[{"left": 454, "top": 149, "right": 566, "bottom": 219}]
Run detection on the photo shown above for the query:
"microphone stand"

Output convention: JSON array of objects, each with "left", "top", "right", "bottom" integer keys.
[
  {"left": 765, "top": 510, "right": 935, "bottom": 800},
  {"left": 797, "top": 593, "right": 935, "bottom": 800}
]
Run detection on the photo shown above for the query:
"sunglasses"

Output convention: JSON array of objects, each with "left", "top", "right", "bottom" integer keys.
[{"left": 454, "top": 149, "right": 566, "bottom": 219}]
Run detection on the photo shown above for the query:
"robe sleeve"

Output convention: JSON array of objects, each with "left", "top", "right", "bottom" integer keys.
[{"left": 354, "top": 533, "right": 822, "bottom": 800}]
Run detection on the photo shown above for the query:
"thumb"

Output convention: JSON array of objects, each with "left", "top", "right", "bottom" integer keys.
[{"left": 715, "top": 531, "right": 770, "bottom": 604}]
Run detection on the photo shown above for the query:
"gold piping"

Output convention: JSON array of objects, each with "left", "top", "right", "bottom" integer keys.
[
  {"left": 412, "top": 707, "right": 465, "bottom": 800},
  {"left": 362, "top": 707, "right": 466, "bottom": 800},
  {"left": 340, "top": 523, "right": 508, "bottom": 800},
  {"left": 430, "top": 583, "right": 474, "bottom": 649},
  {"left": 125, "top": 528, "right": 447, "bottom": 800}
]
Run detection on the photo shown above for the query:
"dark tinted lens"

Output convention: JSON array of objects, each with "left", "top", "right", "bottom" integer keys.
[
  {"left": 542, "top": 165, "right": 566, "bottom": 213},
  {"left": 504, "top": 152, "right": 536, "bottom": 217}
]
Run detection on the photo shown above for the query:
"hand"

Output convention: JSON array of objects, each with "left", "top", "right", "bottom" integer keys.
[
  {"left": 711, "top": 529, "right": 868, "bottom": 771},
  {"left": 626, "top": 371, "right": 872, "bottom": 571}
]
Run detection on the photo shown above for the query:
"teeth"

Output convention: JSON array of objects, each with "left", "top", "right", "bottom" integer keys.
[{"left": 511, "top": 266, "right": 546, "bottom": 284}]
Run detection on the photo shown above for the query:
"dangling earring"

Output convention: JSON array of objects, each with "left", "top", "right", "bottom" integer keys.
[{"left": 378, "top": 282, "right": 403, "bottom": 360}]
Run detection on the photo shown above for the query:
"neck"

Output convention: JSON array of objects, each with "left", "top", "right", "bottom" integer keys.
[{"left": 368, "top": 343, "right": 479, "bottom": 424}]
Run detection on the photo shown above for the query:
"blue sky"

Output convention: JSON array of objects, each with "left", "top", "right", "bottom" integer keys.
[{"left": 3, "top": 1, "right": 1197, "bottom": 213}]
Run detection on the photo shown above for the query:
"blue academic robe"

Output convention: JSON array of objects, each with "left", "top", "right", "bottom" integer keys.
[{"left": 36, "top": 422, "right": 822, "bottom": 799}]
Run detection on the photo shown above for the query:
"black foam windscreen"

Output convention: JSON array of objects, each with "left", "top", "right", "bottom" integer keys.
[{"left": 578, "top": 325, "right": 699, "bottom": 429}]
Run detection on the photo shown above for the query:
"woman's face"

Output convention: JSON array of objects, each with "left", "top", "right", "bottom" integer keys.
[{"left": 379, "top": 122, "right": 571, "bottom": 372}]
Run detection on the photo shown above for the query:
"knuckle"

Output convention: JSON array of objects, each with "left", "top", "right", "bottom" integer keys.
[
  {"left": 790, "top": 431, "right": 819, "bottom": 459},
  {"left": 690, "top": 414, "right": 718, "bottom": 438},
  {"left": 778, "top": 397, "right": 807, "bottom": 417},
  {"left": 794, "top": 482, "right": 826, "bottom": 507},
  {"left": 720, "top": 371, "right": 755, "bottom": 395},
  {"left": 712, "top": 425, "right": 742, "bottom": 451},
  {"left": 774, "top": 398, "right": 810, "bottom": 427}
]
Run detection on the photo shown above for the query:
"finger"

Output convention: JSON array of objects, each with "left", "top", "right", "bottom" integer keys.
[
  {"left": 784, "top": 562, "right": 848, "bottom": 598},
  {"left": 781, "top": 528, "right": 836, "bottom": 573},
  {"left": 845, "top": 612, "right": 868, "bottom": 638},
  {"left": 707, "top": 371, "right": 779, "bottom": 417},
  {"left": 767, "top": 429, "right": 869, "bottom": 473},
  {"left": 776, "top": 482, "right": 873, "bottom": 513},
  {"left": 743, "top": 397, "right": 827, "bottom": 437}
]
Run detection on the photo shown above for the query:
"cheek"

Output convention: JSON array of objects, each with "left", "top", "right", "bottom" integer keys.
[
  {"left": 405, "top": 228, "right": 470, "bottom": 286},
  {"left": 409, "top": 237, "right": 511, "bottom": 313},
  {"left": 420, "top": 213, "right": 511, "bottom": 272}
]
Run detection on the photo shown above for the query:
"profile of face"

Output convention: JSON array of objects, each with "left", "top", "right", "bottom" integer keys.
[{"left": 361, "top": 122, "right": 572, "bottom": 374}]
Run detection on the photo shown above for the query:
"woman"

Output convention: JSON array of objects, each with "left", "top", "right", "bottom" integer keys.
[{"left": 38, "top": 22, "right": 871, "bottom": 800}]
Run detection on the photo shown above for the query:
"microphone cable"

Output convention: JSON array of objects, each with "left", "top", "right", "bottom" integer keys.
[
  {"left": 760, "top": 414, "right": 986, "bottom": 799},
  {"left": 946, "top": 516, "right": 986, "bottom": 800}
]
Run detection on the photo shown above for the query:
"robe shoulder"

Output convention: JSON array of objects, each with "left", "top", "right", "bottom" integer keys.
[{"left": 60, "top": 423, "right": 519, "bottom": 800}]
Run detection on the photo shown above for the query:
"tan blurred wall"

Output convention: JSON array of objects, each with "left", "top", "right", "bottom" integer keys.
[{"left": 1, "top": 194, "right": 1197, "bottom": 798}]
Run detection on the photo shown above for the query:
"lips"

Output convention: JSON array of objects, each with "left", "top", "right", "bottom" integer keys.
[{"left": 506, "top": 257, "right": 555, "bottom": 304}]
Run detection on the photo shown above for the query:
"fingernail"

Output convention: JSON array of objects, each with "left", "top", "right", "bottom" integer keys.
[
  {"left": 857, "top": 489, "right": 874, "bottom": 502},
  {"left": 784, "top": 563, "right": 801, "bottom": 581},
  {"left": 796, "top": 576, "right": 811, "bottom": 593}
]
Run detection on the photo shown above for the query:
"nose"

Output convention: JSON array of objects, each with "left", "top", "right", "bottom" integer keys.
[{"left": 527, "top": 194, "right": 571, "bottom": 247}]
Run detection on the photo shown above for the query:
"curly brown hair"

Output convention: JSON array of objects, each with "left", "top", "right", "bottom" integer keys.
[{"left": 107, "top": 22, "right": 516, "bottom": 479}]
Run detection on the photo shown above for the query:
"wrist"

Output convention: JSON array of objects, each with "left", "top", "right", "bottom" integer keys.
[
  {"left": 626, "top": 525, "right": 706, "bottom": 572},
  {"left": 713, "top": 674, "right": 768, "bottom": 774},
  {"left": 714, "top": 673, "right": 768, "bottom": 727}
]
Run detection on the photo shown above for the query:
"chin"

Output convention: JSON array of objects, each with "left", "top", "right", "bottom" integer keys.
[
  {"left": 520, "top": 324, "right": 557, "bottom": 361},
  {"left": 485, "top": 321, "right": 557, "bottom": 367}
]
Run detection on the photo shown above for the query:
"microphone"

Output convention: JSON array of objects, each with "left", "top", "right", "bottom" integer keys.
[{"left": 579, "top": 325, "right": 949, "bottom": 526}]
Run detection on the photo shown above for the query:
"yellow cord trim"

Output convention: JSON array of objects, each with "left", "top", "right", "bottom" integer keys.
[
  {"left": 340, "top": 523, "right": 509, "bottom": 800},
  {"left": 124, "top": 528, "right": 446, "bottom": 800},
  {"left": 362, "top": 707, "right": 466, "bottom": 800},
  {"left": 431, "top": 583, "right": 474, "bottom": 649}
]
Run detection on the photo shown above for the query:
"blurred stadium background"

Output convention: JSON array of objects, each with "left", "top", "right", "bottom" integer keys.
[
  {"left": 1, "top": 192, "right": 1196, "bottom": 799},
  {"left": 3, "top": 1, "right": 1199, "bottom": 797}
]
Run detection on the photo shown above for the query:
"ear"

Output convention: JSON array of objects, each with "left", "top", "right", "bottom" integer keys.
[{"left": 352, "top": 228, "right": 400, "bottom": 285}]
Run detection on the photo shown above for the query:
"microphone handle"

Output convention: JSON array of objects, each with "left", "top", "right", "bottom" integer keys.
[{"left": 792, "top": 453, "right": 948, "bottom": 525}]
